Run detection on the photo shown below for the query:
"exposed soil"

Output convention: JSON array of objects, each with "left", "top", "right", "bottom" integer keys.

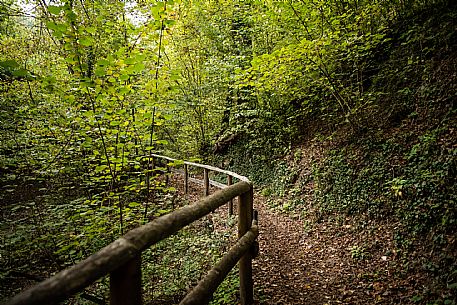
[
  {"left": 252, "top": 197, "right": 428, "bottom": 305},
  {"left": 172, "top": 172, "right": 435, "bottom": 305}
]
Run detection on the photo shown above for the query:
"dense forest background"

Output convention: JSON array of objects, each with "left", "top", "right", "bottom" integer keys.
[{"left": 1, "top": 0, "right": 456, "bottom": 304}]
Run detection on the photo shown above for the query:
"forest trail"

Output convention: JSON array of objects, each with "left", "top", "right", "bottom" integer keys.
[
  {"left": 252, "top": 198, "right": 315, "bottom": 304},
  {"left": 252, "top": 197, "right": 401, "bottom": 305},
  {"left": 162, "top": 174, "right": 413, "bottom": 305}
]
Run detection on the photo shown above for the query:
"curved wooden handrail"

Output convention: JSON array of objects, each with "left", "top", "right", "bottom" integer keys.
[
  {"left": 4, "top": 156, "right": 257, "bottom": 305},
  {"left": 146, "top": 153, "right": 251, "bottom": 183},
  {"left": 180, "top": 221, "right": 259, "bottom": 305}
]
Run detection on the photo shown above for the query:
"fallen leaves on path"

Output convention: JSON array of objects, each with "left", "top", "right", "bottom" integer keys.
[
  {"left": 252, "top": 197, "right": 425, "bottom": 305},
  {"left": 170, "top": 173, "right": 434, "bottom": 305}
]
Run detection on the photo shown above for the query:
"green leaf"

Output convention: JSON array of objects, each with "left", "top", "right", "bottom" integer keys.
[
  {"left": 12, "top": 69, "right": 28, "bottom": 77},
  {"left": 80, "top": 37, "right": 93, "bottom": 47},
  {"left": 46, "top": 21, "right": 58, "bottom": 31},
  {"left": 135, "top": 54, "right": 146, "bottom": 62},
  {"left": 170, "top": 71, "right": 180, "bottom": 81},
  {"left": 0, "top": 60, "right": 20, "bottom": 69},
  {"left": 125, "top": 57, "right": 136, "bottom": 65},
  {"left": 66, "top": 95, "right": 75, "bottom": 103},
  {"left": 48, "top": 5, "right": 63, "bottom": 15},
  {"left": 94, "top": 67, "right": 106, "bottom": 77},
  {"left": 110, "top": 121, "right": 120, "bottom": 126},
  {"left": 86, "top": 27, "right": 96, "bottom": 34},
  {"left": 119, "top": 74, "right": 129, "bottom": 81},
  {"left": 133, "top": 63, "right": 145, "bottom": 73},
  {"left": 118, "top": 86, "right": 131, "bottom": 95},
  {"left": 56, "top": 23, "right": 68, "bottom": 33},
  {"left": 97, "top": 59, "right": 110, "bottom": 66},
  {"left": 164, "top": 19, "right": 176, "bottom": 27},
  {"left": 95, "top": 165, "right": 108, "bottom": 172}
]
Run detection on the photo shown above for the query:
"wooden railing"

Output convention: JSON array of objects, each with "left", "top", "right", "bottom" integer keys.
[{"left": 4, "top": 155, "right": 258, "bottom": 305}]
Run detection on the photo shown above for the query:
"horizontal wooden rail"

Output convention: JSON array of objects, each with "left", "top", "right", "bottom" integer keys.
[
  {"left": 145, "top": 153, "right": 250, "bottom": 182},
  {"left": 5, "top": 181, "right": 252, "bottom": 305},
  {"left": 148, "top": 154, "right": 247, "bottom": 219},
  {"left": 147, "top": 154, "right": 256, "bottom": 304},
  {"left": 170, "top": 168, "right": 228, "bottom": 189},
  {"left": 180, "top": 221, "right": 259, "bottom": 305}
]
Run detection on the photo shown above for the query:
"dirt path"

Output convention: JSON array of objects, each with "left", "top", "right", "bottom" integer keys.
[
  {"left": 253, "top": 199, "right": 315, "bottom": 304},
  {"left": 171, "top": 174, "right": 416, "bottom": 304},
  {"left": 252, "top": 197, "right": 408, "bottom": 305}
]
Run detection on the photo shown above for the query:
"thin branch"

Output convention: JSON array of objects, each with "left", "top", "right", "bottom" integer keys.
[
  {"left": 287, "top": 0, "right": 313, "bottom": 40},
  {"left": 86, "top": 88, "right": 116, "bottom": 181}
]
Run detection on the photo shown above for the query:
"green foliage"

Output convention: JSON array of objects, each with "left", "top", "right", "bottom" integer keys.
[
  {"left": 313, "top": 124, "right": 456, "bottom": 235},
  {"left": 0, "top": 0, "right": 184, "bottom": 299},
  {"left": 141, "top": 220, "right": 235, "bottom": 303},
  {"left": 236, "top": 0, "right": 395, "bottom": 133},
  {"left": 2, "top": 0, "right": 457, "bottom": 302},
  {"left": 210, "top": 269, "right": 239, "bottom": 305},
  {"left": 349, "top": 245, "right": 370, "bottom": 260},
  {"left": 220, "top": 2, "right": 456, "bottom": 302}
]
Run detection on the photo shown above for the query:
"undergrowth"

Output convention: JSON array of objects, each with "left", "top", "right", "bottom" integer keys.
[
  {"left": 217, "top": 2, "right": 457, "bottom": 304},
  {"left": 0, "top": 177, "right": 240, "bottom": 304}
]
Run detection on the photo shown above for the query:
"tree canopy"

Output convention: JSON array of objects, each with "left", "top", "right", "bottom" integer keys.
[{"left": 1, "top": 0, "right": 456, "bottom": 303}]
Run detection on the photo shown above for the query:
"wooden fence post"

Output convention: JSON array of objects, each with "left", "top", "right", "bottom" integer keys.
[
  {"left": 184, "top": 164, "right": 189, "bottom": 194},
  {"left": 203, "top": 169, "right": 209, "bottom": 196},
  {"left": 227, "top": 175, "right": 233, "bottom": 216},
  {"left": 238, "top": 186, "right": 254, "bottom": 305},
  {"left": 110, "top": 255, "right": 142, "bottom": 305}
]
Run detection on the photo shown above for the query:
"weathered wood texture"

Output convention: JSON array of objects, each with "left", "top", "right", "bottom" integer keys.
[
  {"left": 204, "top": 168, "right": 210, "bottom": 196},
  {"left": 171, "top": 169, "right": 227, "bottom": 189},
  {"left": 179, "top": 223, "right": 259, "bottom": 305},
  {"left": 147, "top": 154, "right": 250, "bottom": 182},
  {"left": 5, "top": 181, "right": 252, "bottom": 305},
  {"left": 228, "top": 175, "right": 234, "bottom": 216},
  {"left": 110, "top": 255, "right": 142, "bottom": 305},
  {"left": 184, "top": 164, "right": 189, "bottom": 194},
  {"left": 239, "top": 187, "right": 254, "bottom": 305}
]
